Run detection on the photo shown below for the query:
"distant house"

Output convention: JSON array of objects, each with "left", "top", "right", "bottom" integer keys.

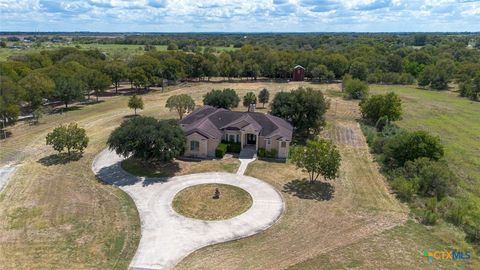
[
  {"left": 179, "top": 106, "right": 293, "bottom": 159},
  {"left": 292, "top": 65, "right": 305, "bottom": 81}
]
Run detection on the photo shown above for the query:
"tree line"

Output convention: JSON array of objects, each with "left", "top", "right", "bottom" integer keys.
[{"left": 2, "top": 34, "right": 479, "bottom": 129}]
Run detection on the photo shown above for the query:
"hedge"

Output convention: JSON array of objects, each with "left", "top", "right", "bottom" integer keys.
[
  {"left": 257, "top": 147, "right": 278, "bottom": 158},
  {"left": 215, "top": 143, "right": 228, "bottom": 158},
  {"left": 221, "top": 140, "right": 241, "bottom": 153}
]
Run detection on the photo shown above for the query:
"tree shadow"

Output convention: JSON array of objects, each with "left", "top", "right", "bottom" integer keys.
[
  {"left": 38, "top": 152, "right": 82, "bottom": 166},
  {"left": 50, "top": 106, "right": 81, "bottom": 114},
  {"left": 81, "top": 100, "right": 105, "bottom": 106},
  {"left": 0, "top": 130, "right": 12, "bottom": 140},
  {"left": 123, "top": 114, "right": 137, "bottom": 119},
  {"left": 283, "top": 179, "right": 334, "bottom": 201}
]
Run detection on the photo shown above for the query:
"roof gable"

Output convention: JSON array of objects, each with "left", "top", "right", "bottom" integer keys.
[{"left": 179, "top": 106, "right": 293, "bottom": 140}]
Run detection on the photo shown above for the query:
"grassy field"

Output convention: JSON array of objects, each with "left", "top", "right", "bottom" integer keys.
[
  {"left": 0, "top": 43, "right": 236, "bottom": 61},
  {"left": 176, "top": 87, "right": 479, "bottom": 269},
  {"left": 370, "top": 86, "right": 480, "bottom": 197},
  {"left": 1, "top": 81, "right": 478, "bottom": 269},
  {"left": 172, "top": 183, "right": 252, "bottom": 220},
  {"left": 0, "top": 81, "right": 317, "bottom": 269}
]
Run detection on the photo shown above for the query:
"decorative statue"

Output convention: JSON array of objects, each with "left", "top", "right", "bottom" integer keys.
[{"left": 213, "top": 188, "right": 220, "bottom": 199}]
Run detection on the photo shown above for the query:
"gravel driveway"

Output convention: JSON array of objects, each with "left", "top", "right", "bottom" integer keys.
[{"left": 92, "top": 149, "right": 284, "bottom": 270}]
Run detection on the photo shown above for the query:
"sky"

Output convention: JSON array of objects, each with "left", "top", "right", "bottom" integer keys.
[{"left": 0, "top": 0, "right": 479, "bottom": 32}]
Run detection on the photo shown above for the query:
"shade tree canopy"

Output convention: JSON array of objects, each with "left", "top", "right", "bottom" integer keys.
[
  {"left": 46, "top": 123, "right": 89, "bottom": 155},
  {"left": 19, "top": 72, "right": 55, "bottom": 110},
  {"left": 128, "top": 95, "right": 144, "bottom": 115},
  {"left": 243, "top": 92, "right": 257, "bottom": 107},
  {"left": 107, "top": 117, "right": 186, "bottom": 162},
  {"left": 291, "top": 138, "right": 341, "bottom": 182},
  {"left": 166, "top": 94, "right": 195, "bottom": 119},
  {"left": 270, "top": 87, "right": 328, "bottom": 140},
  {"left": 203, "top": 88, "right": 240, "bottom": 109},
  {"left": 258, "top": 88, "right": 270, "bottom": 107}
]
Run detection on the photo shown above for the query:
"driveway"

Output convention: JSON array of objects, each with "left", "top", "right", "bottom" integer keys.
[
  {"left": 92, "top": 149, "right": 284, "bottom": 270},
  {"left": 0, "top": 164, "right": 17, "bottom": 193}
]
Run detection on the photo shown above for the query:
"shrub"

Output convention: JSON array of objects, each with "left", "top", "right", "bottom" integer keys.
[
  {"left": 258, "top": 148, "right": 266, "bottom": 157},
  {"left": 359, "top": 92, "right": 402, "bottom": 124},
  {"left": 403, "top": 158, "right": 456, "bottom": 199},
  {"left": 391, "top": 176, "right": 418, "bottom": 202},
  {"left": 266, "top": 148, "right": 278, "bottom": 158},
  {"left": 257, "top": 148, "right": 278, "bottom": 158},
  {"left": 383, "top": 131, "right": 444, "bottom": 167},
  {"left": 215, "top": 143, "right": 228, "bottom": 158},
  {"left": 228, "top": 142, "right": 241, "bottom": 153},
  {"left": 375, "top": 116, "right": 389, "bottom": 131},
  {"left": 344, "top": 78, "right": 369, "bottom": 99},
  {"left": 445, "top": 199, "right": 469, "bottom": 226},
  {"left": 418, "top": 210, "right": 439, "bottom": 225},
  {"left": 361, "top": 124, "right": 378, "bottom": 147}
]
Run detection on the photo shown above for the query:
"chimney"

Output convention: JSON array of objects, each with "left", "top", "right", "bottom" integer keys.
[{"left": 248, "top": 103, "right": 256, "bottom": 112}]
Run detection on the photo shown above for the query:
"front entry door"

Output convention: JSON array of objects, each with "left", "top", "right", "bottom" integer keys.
[{"left": 246, "top": 134, "right": 256, "bottom": 145}]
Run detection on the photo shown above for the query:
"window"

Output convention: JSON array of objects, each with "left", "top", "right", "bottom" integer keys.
[
  {"left": 236, "top": 134, "right": 240, "bottom": 142},
  {"left": 190, "top": 141, "right": 200, "bottom": 151},
  {"left": 281, "top": 141, "right": 287, "bottom": 148},
  {"left": 229, "top": 134, "right": 235, "bottom": 142}
]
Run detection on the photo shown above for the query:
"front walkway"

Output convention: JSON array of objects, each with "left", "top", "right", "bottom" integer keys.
[
  {"left": 92, "top": 149, "right": 283, "bottom": 270},
  {"left": 237, "top": 145, "right": 257, "bottom": 175}
]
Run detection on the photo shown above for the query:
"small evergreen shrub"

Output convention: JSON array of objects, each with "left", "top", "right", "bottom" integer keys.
[{"left": 215, "top": 143, "right": 228, "bottom": 158}]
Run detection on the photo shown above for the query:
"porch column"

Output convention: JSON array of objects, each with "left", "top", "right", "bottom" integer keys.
[
  {"left": 255, "top": 132, "right": 259, "bottom": 150},
  {"left": 240, "top": 130, "right": 244, "bottom": 150}
]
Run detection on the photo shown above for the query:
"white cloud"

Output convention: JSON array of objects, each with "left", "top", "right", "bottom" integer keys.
[{"left": 0, "top": 0, "right": 478, "bottom": 31}]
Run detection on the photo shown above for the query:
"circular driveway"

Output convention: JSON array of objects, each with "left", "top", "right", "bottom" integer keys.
[{"left": 92, "top": 149, "right": 284, "bottom": 270}]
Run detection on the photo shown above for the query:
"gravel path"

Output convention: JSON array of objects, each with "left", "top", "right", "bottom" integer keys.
[{"left": 92, "top": 149, "right": 283, "bottom": 270}]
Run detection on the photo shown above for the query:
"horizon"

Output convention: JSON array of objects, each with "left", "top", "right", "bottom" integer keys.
[{"left": 1, "top": 0, "right": 479, "bottom": 32}]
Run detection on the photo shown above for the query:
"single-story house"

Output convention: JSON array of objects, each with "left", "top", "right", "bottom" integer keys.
[{"left": 179, "top": 106, "right": 293, "bottom": 159}]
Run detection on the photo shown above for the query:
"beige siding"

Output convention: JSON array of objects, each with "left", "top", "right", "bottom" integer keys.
[
  {"left": 184, "top": 133, "right": 208, "bottom": 158},
  {"left": 258, "top": 136, "right": 266, "bottom": 149},
  {"left": 207, "top": 138, "right": 220, "bottom": 157},
  {"left": 277, "top": 140, "right": 289, "bottom": 159}
]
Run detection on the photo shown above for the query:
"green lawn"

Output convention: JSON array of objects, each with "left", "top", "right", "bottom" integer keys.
[
  {"left": 0, "top": 43, "right": 236, "bottom": 61},
  {"left": 370, "top": 85, "right": 480, "bottom": 195}
]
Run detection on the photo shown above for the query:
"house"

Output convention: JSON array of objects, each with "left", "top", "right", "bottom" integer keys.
[
  {"left": 179, "top": 106, "right": 293, "bottom": 159},
  {"left": 292, "top": 65, "right": 305, "bottom": 81}
]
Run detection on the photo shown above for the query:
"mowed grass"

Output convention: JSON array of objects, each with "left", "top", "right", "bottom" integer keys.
[
  {"left": 176, "top": 88, "right": 480, "bottom": 270},
  {"left": 176, "top": 93, "right": 410, "bottom": 269},
  {"left": 369, "top": 85, "right": 480, "bottom": 195},
  {"left": 0, "top": 81, "right": 323, "bottom": 269},
  {"left": 0, "top": 43, "right": 237, "bottom": 61},
  {"left": 172, "top": 183, "right": 252, "bottom": 220},
  {"left": 288, "top": 220, "right": 478, "bottom": 270},
  {"left": 121, "top": 156, "right": 240, "bottom": 178},
  {"left": 2, "top": 81, "right": 477, "bottom": 269}
]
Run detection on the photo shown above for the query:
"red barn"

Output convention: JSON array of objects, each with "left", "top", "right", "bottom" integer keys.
[{"left": 292, "top": 65, "right": 305, "bottom": 81}]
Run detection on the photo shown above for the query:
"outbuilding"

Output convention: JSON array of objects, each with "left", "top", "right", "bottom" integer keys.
[{"left": 292, "top": 65, "right": 305, "bottom": 81}]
